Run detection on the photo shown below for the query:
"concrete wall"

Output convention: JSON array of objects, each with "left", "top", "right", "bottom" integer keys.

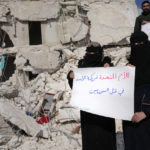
[
  {"left": 15, "top": 21, "right": 29, "bottom": 46},
  {"left": 1, "top": 21, "right": 29, "bottom": 46},
  {"left": 41, "top": 20, "right": 60, "bottom": 46}
]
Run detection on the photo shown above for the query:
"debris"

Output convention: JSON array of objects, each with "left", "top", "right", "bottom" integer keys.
[
  {"left": 0, "top": 98, "right": 47, "bottom": 138},
  {"left": 0, "top": 0, "right": 135, "bottom": 149},
  {"left": 0, "top": 115, "right": 14, "bottom": 145}
]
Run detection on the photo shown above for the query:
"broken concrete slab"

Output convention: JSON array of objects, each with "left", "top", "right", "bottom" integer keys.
[
  {"left": 0, "top": 98, "right": 48, "bottom": 138},
  {"left": 56, "top": 108, "right": 80, "bottom": 123},
  {"left": 87, "top": 1, "right": 138, "bottom": 45},
  {"left": 58, "top": 18, "right": 88, "bottom": 44},
  {"left": 0, "top": 84, "right": 18, "bottom": 99},
  {"left": 15, "top": 45, "right": 66, "bottom": 70},
  {"left": 10, "top": 1, "right": 59, "bottom": 21},
  {"left": 0, "top": 115, "right": 14, "bottom": 145}
]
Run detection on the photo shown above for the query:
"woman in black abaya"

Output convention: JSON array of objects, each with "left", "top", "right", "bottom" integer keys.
[
  {"left": 67, "top": 42, "right": 116, "bottom": 150},
  {"left": 123, "top": 31, "right": 150, "bottom": 150}
]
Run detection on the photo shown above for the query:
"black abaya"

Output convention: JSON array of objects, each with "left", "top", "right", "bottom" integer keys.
[
  {"left": 67, "top": 50, "right": 116, "bottom": 150},
  {"left": 123, "top": 31, "right": 150, "bottom": 150},
  {"left": 81, "top": 111, "right": 116, "bottom": 150}
]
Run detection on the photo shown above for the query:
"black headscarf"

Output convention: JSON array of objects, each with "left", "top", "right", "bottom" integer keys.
[
  {"left": 129, "top": 31, "right": 150, "bottom": 86},
  {"left": 130, "top": 31, "right": 148, "bottom": 45},
  {"left": 67, "top": 42, "right": 103, "bottom": 89},
  {"left": 78, "top": 42, "right": 103, "bottom": 68},
  {"left": 129, "top": 31, "right": 149, "bottom": 65},
  {"left": 67, "top": 42, "right": 114, "bottom": 89},
  {"left": 103, "top": 56, "right": 113, "bottom": 66}
]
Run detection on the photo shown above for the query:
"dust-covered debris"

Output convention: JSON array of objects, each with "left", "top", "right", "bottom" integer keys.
[{"left": 0, "top": 0, "right": 137, "bottom": 149}]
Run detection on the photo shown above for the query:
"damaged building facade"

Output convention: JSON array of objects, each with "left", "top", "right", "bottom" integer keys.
[{"left": 0, "top": 0, "right": 138, "bottom": 150}]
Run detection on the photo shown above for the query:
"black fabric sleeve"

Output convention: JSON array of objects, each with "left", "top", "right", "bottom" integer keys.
[
  {"left": 128, "top": 46, "right": 136, "bottom": 65},
  {"left": 134, "top": 17, "right": 141, "bottom": 32},
  {"left": 67, "top": 71, "right": 73, "bottom": 89},
  {"left": 144, "top": 111, "right": 150, "bottom": 118}
]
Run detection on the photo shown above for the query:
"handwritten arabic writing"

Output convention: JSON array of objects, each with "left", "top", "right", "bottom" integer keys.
[
  {"left": 75, "top": 72, "right": 129, "bottom": 82},
  {"left": 89, "top": 88, "right": 125, "bottom": 96},
  {"left": 75, "top": 72, "right": 98, "bottom": 82}
]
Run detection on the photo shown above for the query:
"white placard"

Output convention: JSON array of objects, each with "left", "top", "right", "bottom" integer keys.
[
  {"left": 142, "top": 23, "right": 150, "bottom": 41},
  {"left": 69, "top": 66, "right": 135, "bottom": 121}
]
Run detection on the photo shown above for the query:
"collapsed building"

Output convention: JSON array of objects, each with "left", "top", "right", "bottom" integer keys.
[{"left": 0, "top": 0, "right": 138, "bottom": 149}]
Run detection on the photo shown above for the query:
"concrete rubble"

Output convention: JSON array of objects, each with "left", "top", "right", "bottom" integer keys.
[
  {"left": 88, "top": 2, "right": 137, "bottom": 45},
  {"left": 0, "top": 115, "right": 14, "bottom": 146},
  {"left": 0, "top": 0, "right": 137, "bottom": 149},
  {"left": 0, "top": 98, "right": 48, "bottom": 138},
  {"left": 58, "top": 18, "right": 88, "bottom": 44},
  {"left": 0, "top": 46, "right": 129, "bottom": 149}
]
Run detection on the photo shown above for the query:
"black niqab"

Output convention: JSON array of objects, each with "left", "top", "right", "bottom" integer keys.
[
  {"left": 80, "top": 53, "right": 103, "bottom": 68},
  {"left": 129, "top": 31, "right": 150, "bottom": 86},
  {"left": 78, "top": 44, "right": 103, "bottom": 68}
]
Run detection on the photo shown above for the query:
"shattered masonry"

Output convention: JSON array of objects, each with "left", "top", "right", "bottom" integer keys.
[{"left": 0, "top": 0, "right": 137, "bottom": 150}]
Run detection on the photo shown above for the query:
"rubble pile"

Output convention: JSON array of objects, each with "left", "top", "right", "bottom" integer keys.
[
  {"left": 0, "top": 46, "right": 84, "bottom": 150},
  {"left": 0, "top": 45, "right": 130, "bottom": 150},
  {"left": 0, "top": 0, "right": 138, "bottom": 149}
]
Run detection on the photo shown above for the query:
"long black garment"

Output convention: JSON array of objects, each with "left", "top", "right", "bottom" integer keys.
[
  {"left": 123, "top": 85, "right": 150, "bottom": 150},
  {"left": 123, "top": 32, "right": 150, "bottom": 150},
  {"left": 81, "top": 111, "right": 116, "bottom": 150},
  {"left": 68, "top": 54, "right": 116, "bottom": 150}
]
